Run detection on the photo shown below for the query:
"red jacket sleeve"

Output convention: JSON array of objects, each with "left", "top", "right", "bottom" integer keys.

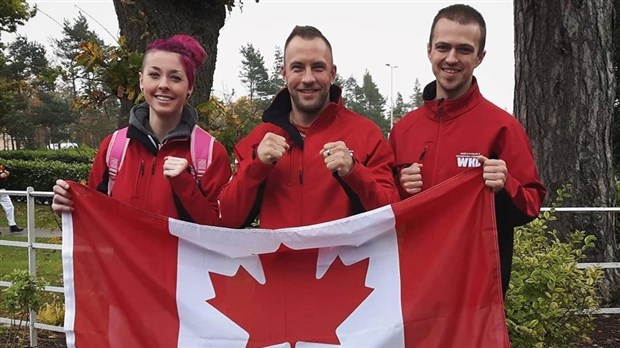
[
  {"left": 217, "top": 127, "right": 274, "bottom": 228},
  {"left": 88, "top": 135, "right": 113, "bottom": 193},
  {"left": 496, "top": 124, "right": 547, "bottom": 221},
  {"left": 388, "top": 131, "right": 413, "bottom": 200},
  {"left": 341, "top": 129, "right": 400, "bottom": 210},
  {"left": 168, "top": 140, "right": 232, "bottom": 226}
]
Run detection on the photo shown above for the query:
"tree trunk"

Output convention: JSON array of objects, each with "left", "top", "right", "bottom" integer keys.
[
  {"left": 111, "top": 0, "right": 227, "bottom": 106},
  {"left": 118, "top": 96, "right": 134, "bottom": 129},
  {"left": 514, "top": 0, "right": 619, "bottom": 299}
]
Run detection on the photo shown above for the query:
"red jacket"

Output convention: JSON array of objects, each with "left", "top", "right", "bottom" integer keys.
[
  {"left": 89, "top": 104, "right": 231, "bottom": 225},
  {"left": 218, "top": 87, "right": 399, "bottom": 228},
  {"left": 390, "top": 80, "right": 546, "bottom": 218},
  {"left": 389, "top": 80, "right": 547, "bottom": 293}
]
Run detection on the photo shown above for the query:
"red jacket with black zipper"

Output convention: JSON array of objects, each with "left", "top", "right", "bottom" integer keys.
[
  {"left": 218, "top": 86, "right": 399, "bottom": 229},
  {"left": 389, "top": 79, "right": 547, "bottom": 294},
  {"left": 89, "top": 103, "right": 232, "bottom": 225}
]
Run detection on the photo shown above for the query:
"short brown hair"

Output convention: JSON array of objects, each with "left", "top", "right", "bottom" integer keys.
[
  {"left": 284, "top": 25, "right": 333, "bottom": 61},
  {"left": 429, "top": 4, "right": 486, "bottom": 54}
]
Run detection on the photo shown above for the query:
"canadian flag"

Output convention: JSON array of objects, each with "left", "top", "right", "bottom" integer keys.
[{"left": 62, "top": 170, "right": 509, "bottom": 348}]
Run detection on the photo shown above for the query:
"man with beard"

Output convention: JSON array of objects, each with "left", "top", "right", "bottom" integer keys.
[{"left": 218, "top": 25, "right": 399, "bottom": 229}]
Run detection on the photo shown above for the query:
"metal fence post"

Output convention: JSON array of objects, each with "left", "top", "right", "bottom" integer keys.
[{"left": 26, "top": 186, "right": 37, "bottom": 347}]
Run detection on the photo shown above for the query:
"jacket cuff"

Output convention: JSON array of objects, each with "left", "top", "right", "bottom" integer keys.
[
  {"left": 245, "top": 156, "right": 274, "bottom": 181},
  {"left": 168, "top": 170, "right": 196, "bottom": 191},
  {"left": 339, "top": 159, "right": 365, "bottom": 188},
  {"left": 502, "top": 173, "right": 519, "bottom": 199}
]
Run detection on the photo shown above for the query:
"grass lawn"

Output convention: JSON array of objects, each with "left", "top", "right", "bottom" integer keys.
[
  {"left": 0, "top": 202, "right": 63, "bottom": 286},
  {"left": 0, "top": 234, "right": 63, "bottom": 326},
  {"left": 0, "top": 201, "right": 62, "bottom": 232},
  {"left": 0, "top": 200, "right": 61, "bottom": 235},
  {"left": 0, "top": 235, "right": 63, "bottom": 287}
]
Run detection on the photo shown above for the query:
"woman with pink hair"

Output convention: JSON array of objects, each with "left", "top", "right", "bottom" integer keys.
[{"left": 52, "top": 35, "right": 231, "bottom": 225}]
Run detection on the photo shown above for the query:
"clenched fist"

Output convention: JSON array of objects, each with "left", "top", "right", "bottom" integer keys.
[
  {"left": 400, "top": 163, "right": 423, "bottom": 195},
  {"left": 478, "top": 156, "right": 507, "bottom": 192},
  {"left": 163, "top": 156, "right": 189, "bottom": 178},
  {"left": 257, "top": 132, "right": 290, "bottom": 165},
  {"left": 321, "top": 141, "right": 354, "bottom": 177}
]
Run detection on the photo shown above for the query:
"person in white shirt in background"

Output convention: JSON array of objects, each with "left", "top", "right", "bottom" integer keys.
[{"left": 0, "top": 165, "right": 23, "bottom": 233}]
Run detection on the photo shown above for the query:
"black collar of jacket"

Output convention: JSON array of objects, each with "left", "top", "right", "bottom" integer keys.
[
  {"left": 127, "top": 125, "right": 158, "bottom": 155},
  {"left": 126, "top": 104, "right": 197, "bottom": 156},
  {"left": 262, "top": 85, "right": 342, "bottom": 149}
]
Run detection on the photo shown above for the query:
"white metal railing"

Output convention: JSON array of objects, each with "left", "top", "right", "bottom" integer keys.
[
  {"left": 541, "top": 206, "right": 620, "bottom": 314},
  {"left": 0, "top": 188, "right": 57, "bottom": 346},
  {"left": 541, "top": 207, "right": 620, "bottom": 212},
  {"left": 1, "top": 190, "right": 620, "bottom": 346}
]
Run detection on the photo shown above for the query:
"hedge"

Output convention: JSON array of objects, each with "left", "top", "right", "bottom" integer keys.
[
  {"left": 0, "top": 159, "right": 90, "bottom": 192},
  {"left": 0, "top": 148, "right": 96, "bottom": 165}
]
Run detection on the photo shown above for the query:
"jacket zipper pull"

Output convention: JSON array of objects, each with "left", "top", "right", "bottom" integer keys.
[
  {"left": 139, "top": 160, "right": 145, "bottom": 176},
  {"left": 419, "top": 145, "right": 428, "bottom": 162},
  {"left": 298, "top": 169, "right": 303, "bottom": 184},
  {"left": 151, "top": 158, "right": 156, "bottom": 175},
  {"left": 437, "top": 98, "right": 444, "bottom": 117}
]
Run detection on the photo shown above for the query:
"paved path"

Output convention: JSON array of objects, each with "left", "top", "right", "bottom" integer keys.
[{"left": 0, "top": 228, "right": 62, "bottom": 238}]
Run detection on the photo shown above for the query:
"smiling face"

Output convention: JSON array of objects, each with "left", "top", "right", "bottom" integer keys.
[
  {"left": 282, "top": 36, "right": 336, "bottom": 124},
  {"left": 428, "top": 18, "right": 485, "bottom": 100},
  {"left": 139, "top": 50, "right": 191, "bottom": 120}
]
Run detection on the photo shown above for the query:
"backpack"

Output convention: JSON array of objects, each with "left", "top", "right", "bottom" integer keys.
[{"left": 105, "top": 125, "right": 215, "bottom": 195}]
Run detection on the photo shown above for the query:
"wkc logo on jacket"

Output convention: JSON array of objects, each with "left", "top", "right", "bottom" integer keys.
[{"left": 456, "top": 152, "right": 482, "bottom": 168}]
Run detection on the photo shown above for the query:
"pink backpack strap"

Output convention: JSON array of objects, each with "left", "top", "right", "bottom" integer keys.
[
  {"left": 105, "top": 127, "right": 129, "bottom": 195},
  {"left": 190, "top": 125, "right": 215, "bottom": 180}
]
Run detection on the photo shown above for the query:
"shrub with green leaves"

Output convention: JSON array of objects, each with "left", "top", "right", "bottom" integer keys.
[
  {"left": 0, "top": 148, "right": 93, "bottom": 195},
  {"left": 1, "top": 270, "right": 46, "bottom": 347},
  {"left": 0, "top": 148, "right": 96, "bottom": 164},
  {"left": 0, "top": 159, "right": 90, "bottom": 192},
  {"left": 506, "top": 186, "right": 602, "bottom": 347}
]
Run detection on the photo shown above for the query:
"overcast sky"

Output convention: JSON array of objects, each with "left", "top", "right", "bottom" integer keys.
[{"left": 11, "top": 0, "right": 514, "bottom": 111}]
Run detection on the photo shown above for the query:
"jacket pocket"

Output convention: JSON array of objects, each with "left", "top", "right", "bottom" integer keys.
[{"left": 132, "top": 160, "right": 145, "bottom": 199}]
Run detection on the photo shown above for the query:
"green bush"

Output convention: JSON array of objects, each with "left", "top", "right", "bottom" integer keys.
[
  {"left": 0, "top": 159, "right": 90, "bottom": 192},
  {"left": 0, "top": 148, "right": 96, "bottom": 164},
  {"left": 1, "top": 270, "right": 46, "bottom": 347},
  {"left": 0, "top": 149, "right": 94, "bottom": 194},
  {"left": 1, "top": 270, "right": 45, "bottom": 317},
  {"left": 506, "top": 186, "right": 602, "bottom": 347}
]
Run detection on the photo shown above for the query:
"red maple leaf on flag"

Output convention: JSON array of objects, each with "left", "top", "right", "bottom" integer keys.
[{"left": 207, "top": 247, "right": 373, "bottom": 347}]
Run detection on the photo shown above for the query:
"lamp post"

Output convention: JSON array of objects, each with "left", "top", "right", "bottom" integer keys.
[{"left": 385, "top": 63, "right": 398, "bottom": 129}]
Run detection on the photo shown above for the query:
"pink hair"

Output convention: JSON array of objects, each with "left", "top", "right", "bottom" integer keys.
[{"left": 145, "top": 34, "right": 207, "bottom": 89}]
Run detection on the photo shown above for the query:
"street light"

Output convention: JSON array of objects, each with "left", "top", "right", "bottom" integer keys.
[{"left": 385, "top": 63, "right": 398, "bottom": 129}]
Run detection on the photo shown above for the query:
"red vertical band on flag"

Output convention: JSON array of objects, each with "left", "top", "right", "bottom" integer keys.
[
  {"left": 65, "top": 183, "right": 179, "bottom": 348},
  {"left": 392, "top": 169, "right": 509, "bottom": 347}
]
